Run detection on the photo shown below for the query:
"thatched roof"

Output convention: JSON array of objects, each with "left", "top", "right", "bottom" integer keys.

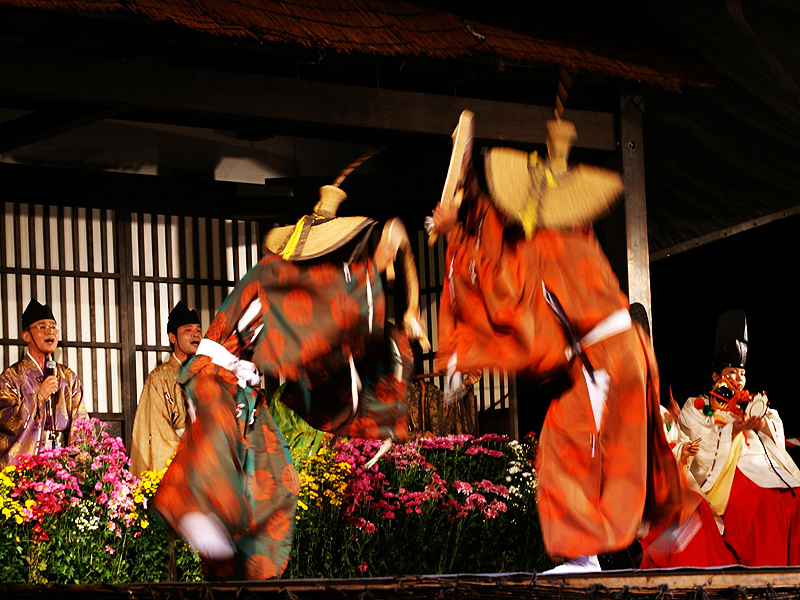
[{"left": 0, "top": 0, "right": 719, "bottom": 89}]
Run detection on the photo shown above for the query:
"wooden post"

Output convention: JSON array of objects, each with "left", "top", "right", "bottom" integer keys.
[
  {"left": 620, "top": 95, "right": 652, "bottom": 331},
  {"left": 508, "top": 374, "right": 519, "bottom": 440},
  {"left": 115, "top": 205, "right": 137, "bottom": 450}
]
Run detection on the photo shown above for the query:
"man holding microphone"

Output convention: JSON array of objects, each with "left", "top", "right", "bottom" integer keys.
[{"left": 0, "top": 299, "right": 88, "bottom": 467}]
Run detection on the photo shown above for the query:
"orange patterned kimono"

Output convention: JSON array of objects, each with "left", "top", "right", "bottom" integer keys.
[
  {"left": 437, "top": 193, "right": 695, "bottom": 559},
  {"left": 153, "top": 253, "right": 412, "bottom": 579}
]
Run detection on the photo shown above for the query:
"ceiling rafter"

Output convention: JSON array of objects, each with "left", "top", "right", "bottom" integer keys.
[{"left": 0, "top": 47, "right": 617, "bottom": 150}]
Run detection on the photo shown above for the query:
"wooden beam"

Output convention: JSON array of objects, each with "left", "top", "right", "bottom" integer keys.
[
  {"left": 546, "top": 566, "right": 800, "bottom": 590},
  {"left": 0, "top": 104, "right": 126, "bottom": 153},
  {"left": 650, "top": 205, "right": 800, "bottom": 261},
  {"left": 0, "top": 48, "right": 616, "bottom": 150},
  {"left": 620, "top": 94, "right": 652, "bottom": 327}
]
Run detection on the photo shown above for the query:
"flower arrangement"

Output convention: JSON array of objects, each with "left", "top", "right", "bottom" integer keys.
[
  {"left": 0, "top": 417, "right": 549, "bottom": 582},
  {"left": 0, "top": 418, "right": 201, "bottom": 583},
  {"left": 288, "top": 431, "right": 551, "bottom": 578}
]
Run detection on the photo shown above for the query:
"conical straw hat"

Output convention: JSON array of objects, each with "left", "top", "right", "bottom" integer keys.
[
  {"left": 484, "top": 119, "right": 623, "bottom": 234},
  {"left": 264, "top": 185, "right": 374, "bottom": 261}
]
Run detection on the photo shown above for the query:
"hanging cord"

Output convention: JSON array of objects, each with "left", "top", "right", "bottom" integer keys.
[
  {"left": 756, "top": 429, "right": 797, "bottom": 496},
  {"left": 332, "top": 146, "right": 386, "bottom": 188},
  {"left": 347, "top": 222, "right": 376, "bottom": 264},
  {"left": 553, "top": 68, "right": 575, "bottom": 121},
  {"left": 542, "top": 283, "right": 596, "bottom": 382}
]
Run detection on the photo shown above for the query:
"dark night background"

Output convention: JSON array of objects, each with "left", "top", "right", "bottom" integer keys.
[
  {"left": 517, "top": 211, "right": 800, "bottom": 466},
  {"left": 651, "top": 213, "right": 800, "bottom": 459}
]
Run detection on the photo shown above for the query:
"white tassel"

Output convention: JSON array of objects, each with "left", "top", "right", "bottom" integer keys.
[
  {"left": 349, "top": 353, "right": 362, "bottom": 417},
  {"left": 444, "top": 352, "right": 464, "bottom": 404},
  {"left": 390, "top": 339, "right": 403, "bottom": 380},
  {"left": 237, "top": 298, "right": 262, "bottom": 332},
  {"left": 364, "top": 439, "right": 392, "bottom": 469},
  {"left": 366, "top": 271, "right": 373, "bottom": 334}
]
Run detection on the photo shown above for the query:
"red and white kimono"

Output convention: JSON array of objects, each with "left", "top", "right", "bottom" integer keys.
[{"left": 681, "top": 396, "right": 800, "bottom": 566}]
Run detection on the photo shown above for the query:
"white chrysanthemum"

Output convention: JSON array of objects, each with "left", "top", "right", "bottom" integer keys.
[{"left": 73, "top": 499, "right": 100, "bottom": 532}]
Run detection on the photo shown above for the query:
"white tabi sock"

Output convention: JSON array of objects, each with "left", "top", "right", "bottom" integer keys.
[
  {"left": 541, "top": 555, "right": 601, "bottom": 575},
  {"left": 177, "top": 512, "right": 236, "bottom": 561}
]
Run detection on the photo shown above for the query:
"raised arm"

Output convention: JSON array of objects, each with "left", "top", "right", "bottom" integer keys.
[{"left": 374, "top": 218, "right": 430, "bottom": 352}]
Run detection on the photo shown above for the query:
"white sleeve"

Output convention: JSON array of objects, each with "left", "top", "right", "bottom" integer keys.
[
  {"left": 763, "top": 408, "right": 785, "bottom": 446},
  {"left": 680, "top": 396, "right": 733, "bottom": 490}
]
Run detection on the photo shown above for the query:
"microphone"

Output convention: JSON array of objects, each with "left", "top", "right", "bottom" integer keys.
[
  {"left": 44, "top": 355, "right": 58, "bottom": 431},
  {"left": 45, "top": 355, "right": 57, "bottom": 380}
]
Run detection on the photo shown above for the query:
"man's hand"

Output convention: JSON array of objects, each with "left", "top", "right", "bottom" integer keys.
[
  {"left": 40, "top": 375, "right": 58, "bottom": 399},
  {"left": 682, "top": 438, "right": 701, "bottom": 458},
  {"left": 432, "top": 202, "right": 459, "bottom": 236},
  {"left": 732, "top": 415, "right": 763, "bottom": 436}
]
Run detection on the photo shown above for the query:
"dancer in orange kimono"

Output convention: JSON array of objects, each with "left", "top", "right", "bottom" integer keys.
[
  {"left": 154, "top": 176, "right": 426, "bottom": 580},
  {"left": 429, "top": 111, "right": 695, "bottom": 573}
]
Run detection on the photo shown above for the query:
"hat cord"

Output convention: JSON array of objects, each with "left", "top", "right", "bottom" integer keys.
[
  {"left": 277, "top": 216, "right": 307, "bottom": 258},
  {"left": 347, "top": 222, "right": 376, "bottom": 264}
]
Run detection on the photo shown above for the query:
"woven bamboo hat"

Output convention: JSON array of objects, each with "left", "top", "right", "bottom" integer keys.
[
  {"left": 264, "top": 149, "right": 383, "bottom": 261},
  {"left": 264, "top": 185, "right": 374, "bottom": 261},
  {"left": 484, "top": 119, "right": 624, "bottom": 237}
]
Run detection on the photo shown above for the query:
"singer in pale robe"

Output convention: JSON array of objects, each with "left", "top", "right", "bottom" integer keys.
[{"left": 0, "top": 300, "right": 88, "bottom": 468}]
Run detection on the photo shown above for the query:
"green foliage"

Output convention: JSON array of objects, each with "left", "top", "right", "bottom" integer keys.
[{"left": 174, "top": 537, "right": 204, "bottom": 582}]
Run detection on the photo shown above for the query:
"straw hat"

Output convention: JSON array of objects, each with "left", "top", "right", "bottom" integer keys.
[
  {"left": 484, "top": 119, "right": 624, "bottom": 237},
  {"left": 264, "top": 185, "right": 375, "bottom": 261}
]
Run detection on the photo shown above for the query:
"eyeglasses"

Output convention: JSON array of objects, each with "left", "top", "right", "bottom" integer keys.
[{"left": 28, "top": 324, "right": 60, "bottom": 333}]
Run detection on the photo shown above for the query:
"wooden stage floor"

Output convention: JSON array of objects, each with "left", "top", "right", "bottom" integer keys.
[{"left": 3, "top": 569, "right": 800, "bottom": 599}]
